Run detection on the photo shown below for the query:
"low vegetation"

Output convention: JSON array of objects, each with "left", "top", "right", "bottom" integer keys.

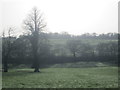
[{"left": 2, "top": 62, "right": 118, "bottom": 88}]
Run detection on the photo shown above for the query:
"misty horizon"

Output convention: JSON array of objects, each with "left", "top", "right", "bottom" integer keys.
[{"left": 1, "top": 0, "right": 119, "bottom": 36}]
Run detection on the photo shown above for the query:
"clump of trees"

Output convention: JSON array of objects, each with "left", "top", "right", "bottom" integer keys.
[
  {"left": 97, "top": 42, "right": 118, "bottom": 57},
  {"left": 2, "top": 28, "right": 15, "bottom": 72},
  {"left": 2, "top": 31, "right": 118, "bottom": 72},
  {"left": 2, "top": 8, "right": 48, "bottom": 72}
]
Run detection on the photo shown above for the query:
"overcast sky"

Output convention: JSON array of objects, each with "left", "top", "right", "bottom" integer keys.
[{"left": 0, "top": 0, "right": 119, "bottom": 35}]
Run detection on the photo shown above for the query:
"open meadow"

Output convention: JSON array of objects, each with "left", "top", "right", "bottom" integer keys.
[{"left": 2, "top": 62, "right": 118, "bottom": 88}]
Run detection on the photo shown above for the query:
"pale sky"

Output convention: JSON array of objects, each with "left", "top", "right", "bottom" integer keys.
[{"left": 0, "top": 0, "right": 119, "bottom": 35}]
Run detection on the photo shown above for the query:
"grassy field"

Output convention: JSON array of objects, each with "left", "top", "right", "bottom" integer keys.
[{"left": 2, "top": 66, "right": 118, "bottom": 88}]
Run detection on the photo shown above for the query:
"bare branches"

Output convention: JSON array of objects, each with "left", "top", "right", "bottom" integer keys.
[
  {"left": 23, "top": 7, "right": 46, "bottom": 34},
  {"left": 2, "top": 30, "right": 5, "bottom": 38},
  {"left": 8, "top": 28, "right": 14, "bottom": 37},
  {"left": 2, "top": 27, "right": 14, "bottom": 38},
  {"left": 24, "top": 20, "right": 35, "bottom": 32}
]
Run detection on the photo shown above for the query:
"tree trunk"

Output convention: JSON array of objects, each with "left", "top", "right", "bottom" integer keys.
[
  {"left": 73, "top": 52, "right": 76, "bottom": 58},
  {"left": 4, "top": 63, "right": 8, "bottom": 72},
  {"left": 32, "top": 44, "right": 40, "bottom": 72},
  {"left": 34, "top": 61, "right": 40, "bottom": 72},
  {"left": 3, "top": 56, "right": 8, "bottom": 72},
  {"left": 34, "top": 56, "right": 40, "bottom": 72},
  {"left": 73, "top": 52, "right": 76, "bottom": 62}
]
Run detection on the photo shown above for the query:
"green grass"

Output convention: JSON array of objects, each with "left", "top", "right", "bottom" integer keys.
[
  {"left": 2, "top": 67, "right": 118, "bottom": 88},
  {"left": 49, "top": 61, "right": 117, "bottom": 68}
]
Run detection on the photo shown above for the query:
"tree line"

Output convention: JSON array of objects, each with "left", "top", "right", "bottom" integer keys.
[{"left": 46, "top": 32, "right": 118, "bottom": 40}]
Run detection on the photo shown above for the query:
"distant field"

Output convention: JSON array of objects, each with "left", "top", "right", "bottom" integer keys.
[
  {"left": 2, "top": 67, "right": 118, "bottom": 88},
  {"left": 49, "top": 61, "right": 117, "bottom": 68},
  {"left": 49, "top": 38, "right": 118, "bottom": 45}
]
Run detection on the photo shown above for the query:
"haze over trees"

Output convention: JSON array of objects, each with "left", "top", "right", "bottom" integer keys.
[
  {"left": 2, "top": 7, "right": 119, "bottom": 72},
  {"left": 2, "top": 32, "right": 118, "bottom": 72}
]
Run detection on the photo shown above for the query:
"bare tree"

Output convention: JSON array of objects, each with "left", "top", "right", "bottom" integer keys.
[
  {"left": 67, "top": 40, "right": 81, "bottom": 58},
  {"left": 2, "top": 28, "right": 13, "bottom": 72},
  {"left": 24, "top": 7, "right": 46, "bottom": 72}
]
